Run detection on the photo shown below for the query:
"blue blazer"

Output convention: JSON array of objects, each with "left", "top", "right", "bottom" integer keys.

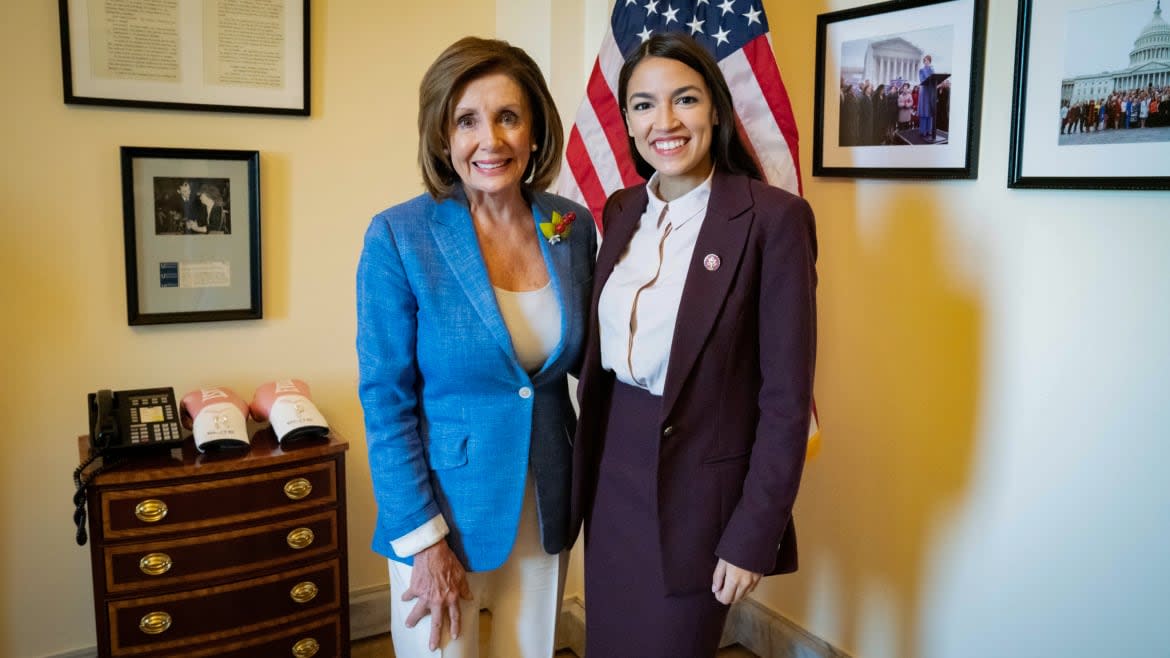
[{"left": 357, "top": 187, "right": 596, "bottom": 571}]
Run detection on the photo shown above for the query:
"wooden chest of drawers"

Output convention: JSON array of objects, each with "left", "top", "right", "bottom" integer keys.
[{"left": 78, "top": 431, "right": 350, "bottom": 657}]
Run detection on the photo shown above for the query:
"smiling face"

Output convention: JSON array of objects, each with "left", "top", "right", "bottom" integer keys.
[
  {"left": 447, "top": 72, "right": 533, "bottom": 202},
  {"left": 624, "top": 56, "right": 716, "bottom": 200}
]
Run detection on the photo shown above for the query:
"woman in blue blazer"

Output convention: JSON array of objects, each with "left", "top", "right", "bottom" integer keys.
[
  {"left": 357, "top": 37, "right": 595, "bottom": 658},
  {"left": 572, "top": 33, "right": 816, "bottom": 657}
]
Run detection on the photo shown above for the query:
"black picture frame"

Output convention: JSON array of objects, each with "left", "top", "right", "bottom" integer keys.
[
  {"left": 59, "top": 0, "right": 310, "bottom": 116},
  {"left": 1008, "top": 0, "right": 1170, "bottom": 190},
  {"left": 813, "top": 0, "right": 987, "bottom": 179},
  {"left": 120, "top": 147, "right": 262, "bottom": 325}
]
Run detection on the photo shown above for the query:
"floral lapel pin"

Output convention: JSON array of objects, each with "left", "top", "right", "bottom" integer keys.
[{"left": 540, "top": 210, "right": 576, "bottom": 245}]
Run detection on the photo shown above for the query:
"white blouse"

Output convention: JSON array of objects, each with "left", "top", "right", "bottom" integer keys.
[
  {"left": 598, "top": 172, "right": 713, "bottom": 396},
  {"left": 493, "top": 281, "right": 562, "bottom": 374}
]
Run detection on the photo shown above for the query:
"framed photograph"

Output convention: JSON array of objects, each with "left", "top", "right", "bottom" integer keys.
[
  {"left": 1008, "top": 0, "right": 1170, "bottom": 189},
  {"left": 59, "top": 0, "right": 309, "bottom": 115},
  {"left": 120, "top": 147, "right": 262, "bottom": 325},
  {"left": 813, "top": 0, "right": 988, "bottom": 178}
]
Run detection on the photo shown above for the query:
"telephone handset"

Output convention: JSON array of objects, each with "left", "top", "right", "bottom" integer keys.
[{"left": 74, "top": 388, "right": 185, "bottom": 545}]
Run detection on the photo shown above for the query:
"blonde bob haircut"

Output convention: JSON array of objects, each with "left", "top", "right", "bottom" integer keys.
[{"left": 417, "top": 37, "right": 564, "bottom": 199}]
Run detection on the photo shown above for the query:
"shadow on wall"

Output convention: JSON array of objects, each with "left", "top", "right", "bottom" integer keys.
[{"left": 777, "top": 184, "right": 983, "bottom": 658}]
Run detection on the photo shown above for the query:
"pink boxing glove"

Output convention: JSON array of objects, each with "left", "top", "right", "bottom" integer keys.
[
  {"left": 250, "top": 379, "right": 329, "bottom": 444},
  {"left": 180, "top": 386, "right": 251, "bottom": 452}
]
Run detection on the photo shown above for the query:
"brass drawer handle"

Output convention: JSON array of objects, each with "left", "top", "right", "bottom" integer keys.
[
  {"left": 292, "top": 637, "right": 320, "bottom": 657},
  {"left": 134, "top": 499, "right": 168, "bottom": 523},
  {"left": 138, "top": 553, "right": 173, "bottom": 576},
  {"left": 283, "top": 478, "right": 312, "bottom": 500},
  {"left": 289, "top": 581, "right": 319, "bottom": 604},
  {"left": 139, "top": 611, "right": 172, "bottom": 635},
  {"left": 287, "top": 527, "right": 315, "bottom": 550}
]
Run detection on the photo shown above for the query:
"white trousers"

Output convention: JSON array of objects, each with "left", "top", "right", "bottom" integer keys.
[{"left": 388, "top": 478, "right": 568, "bottom": 658}]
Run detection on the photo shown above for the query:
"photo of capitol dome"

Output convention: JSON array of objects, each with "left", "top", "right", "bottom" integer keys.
[{"left": 1058, "top": 0, "right": 1170, "bottom": 144}]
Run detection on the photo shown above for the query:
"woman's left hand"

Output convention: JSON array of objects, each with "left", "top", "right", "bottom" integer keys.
[{"left": 711, "top": 558, "right": 762, "bottom": 605}]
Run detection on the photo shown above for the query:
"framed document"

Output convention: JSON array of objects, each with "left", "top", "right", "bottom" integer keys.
[
  {"left": 1008, "top": 0, "right": 1170, "bottom": 190},
  {"left": 813, "top": 0, "right": 988, "bottom": 178},
  {"left": 120, "top": 147, "right": 262, "bottom": 325},
  {"left": 59, "top": 0, "right": 309, "bottom": 115}
]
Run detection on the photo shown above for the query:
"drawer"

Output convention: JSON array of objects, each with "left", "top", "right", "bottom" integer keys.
[
  {"left": 100, "top": 461, "right": 338, "bottom": 540},
  {"left": 141, "top": 613, "right": 342, "bottom": 658},
  {"left": 108, "top": 560, "right": 340, "bottom": 656},
  {"left": 104, "top": 510, "right": 339, "bottom": 595}
]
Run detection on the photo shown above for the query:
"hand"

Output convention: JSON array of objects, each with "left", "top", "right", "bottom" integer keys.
[
  {"left": 711, "top": 558, "right": 761, "bottom": 605},
  {"left": 401, "top": 540, "right": 473, "bottom": 650}
]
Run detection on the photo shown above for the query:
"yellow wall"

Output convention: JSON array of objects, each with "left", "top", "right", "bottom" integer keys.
[
  {"left": 3, "top": 1, "right": 1169, "bottom": 657},
  {"left": 0, "top": 2, "right": 498, "bottom": 656}
]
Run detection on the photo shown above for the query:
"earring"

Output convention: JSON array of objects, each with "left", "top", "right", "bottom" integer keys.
[{"left": 530, "top": 144, "right": 538, "bottom": 152}]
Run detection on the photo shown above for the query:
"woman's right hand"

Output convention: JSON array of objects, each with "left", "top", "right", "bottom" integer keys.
[{"left": 401, "top": 540, "right": 473, "bottom": 650}]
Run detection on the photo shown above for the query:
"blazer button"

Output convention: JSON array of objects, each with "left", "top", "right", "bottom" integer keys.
[
  {"left": 518, "top": 387, "right": 533, "bottom": 399},
  {"left": 662, "top": 425, "right": 674, "bottom": 438}
]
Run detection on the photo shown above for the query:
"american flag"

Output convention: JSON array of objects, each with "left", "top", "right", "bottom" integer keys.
[
  {"left": 556, "top": 0, "right": 820, "bottom": 456},
  {"left": 555, "top": 0, "right": 803, "bottom": 222}
]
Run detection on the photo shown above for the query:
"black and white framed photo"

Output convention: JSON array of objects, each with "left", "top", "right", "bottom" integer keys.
[
  {"left": 813, "top": 0, "right": 988, "bottom": 178},
  {"left": 1008, "top": 0, "right": 1170, "bottom": 189},
  {"left": 59, "top": 0, "right": 309, "bottom": 115},
  {"left": 121, "top": 147, "right": 262, "bottom": 325}
]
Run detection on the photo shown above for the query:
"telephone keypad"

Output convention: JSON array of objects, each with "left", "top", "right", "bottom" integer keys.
[{"left": 122, "top": 393, "right": 183, "bottom": 445}]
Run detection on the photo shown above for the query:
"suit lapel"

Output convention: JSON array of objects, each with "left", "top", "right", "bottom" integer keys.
[
  {"left": 659, "top": 172, "right": 754, "bottom": 418},
  {"left": 430, "top": 196, "right": 518, "bottom": 366},
  {"left": 591, "top": 187, "right": 647, "bottom": 319},
  {"left": 531, "top": 198, "right": 572, "bottom": 383},
  {"left": 577, "top": 187, "right": 645, "bottom": 400}
]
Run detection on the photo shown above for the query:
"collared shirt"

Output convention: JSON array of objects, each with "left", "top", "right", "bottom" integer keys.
[{"left": 598, "top": 171, "right": 713, "bottom": 396}]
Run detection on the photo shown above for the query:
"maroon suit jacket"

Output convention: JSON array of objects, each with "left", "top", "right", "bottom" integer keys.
[{"left": 571, "top": 170, "right": 817, "bottom": 595}]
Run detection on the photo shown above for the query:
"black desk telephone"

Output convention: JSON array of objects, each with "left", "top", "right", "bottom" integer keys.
[
  {"left": 88, "top": 388, "right": 185, "bottom": 454},
  {"left": 73, "top": 388, "right": 186, "bottom": 545}
]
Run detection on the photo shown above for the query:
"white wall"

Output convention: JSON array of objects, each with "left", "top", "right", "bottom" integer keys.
[
  {"left": 2, "top": 1, "right": 1168, "bottom": 657},
  {"left": 759, "top": 1, "right": 1170, "bottom": 657}
]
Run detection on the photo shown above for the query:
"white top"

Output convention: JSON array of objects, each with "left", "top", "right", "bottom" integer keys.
[
  {"left": 598, "top": 172, "right": 713, "bottom": 396},
  {"left": 390, "top": 280, "right": 561, "bottom": 557},
  {"left": 493, "top": 281, "right": 562, "bottom": 374}
]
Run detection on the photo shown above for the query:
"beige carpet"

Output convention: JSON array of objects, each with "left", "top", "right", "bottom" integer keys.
[{"left": 351, "top": 610, "right": 758, "bottom": 657}]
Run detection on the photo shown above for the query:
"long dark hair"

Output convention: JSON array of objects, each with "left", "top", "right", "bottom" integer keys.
[{"left": 616, "top": 32, "right": 762, "bottom": 181}]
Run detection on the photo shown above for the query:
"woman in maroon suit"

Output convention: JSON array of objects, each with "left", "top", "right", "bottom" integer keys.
[{"left": 571, "top": 33, "right": 817, "bottom": 657}]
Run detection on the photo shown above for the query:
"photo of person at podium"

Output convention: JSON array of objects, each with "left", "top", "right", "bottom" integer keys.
[{"left": 836, "top": 26, "right": 954, "bottom": 147}]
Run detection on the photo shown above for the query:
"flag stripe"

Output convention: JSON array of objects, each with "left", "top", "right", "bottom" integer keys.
[
  {"left": 745, "top": 34, "right": 803, "bottom": 193},
  {"left": 564, "top": 126, "right": 609, "bottom": 227},
  {"left": 585, "top": 62, "right": 641, "bottom": 188},
  {"left": 721, "top": 47, "right": 800, "bottom": 195}
]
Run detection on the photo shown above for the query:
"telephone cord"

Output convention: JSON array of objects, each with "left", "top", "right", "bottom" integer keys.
[{"left": 72, "top": 451, "right": 124, "bottom": 546}]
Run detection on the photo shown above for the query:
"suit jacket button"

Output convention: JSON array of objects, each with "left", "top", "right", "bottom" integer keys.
[
  {"left": 518, "top": 386, "right": 533, "bottom": 399},
  {"left": 662, "top": 425, "right": 674, "bottom": 438}
]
